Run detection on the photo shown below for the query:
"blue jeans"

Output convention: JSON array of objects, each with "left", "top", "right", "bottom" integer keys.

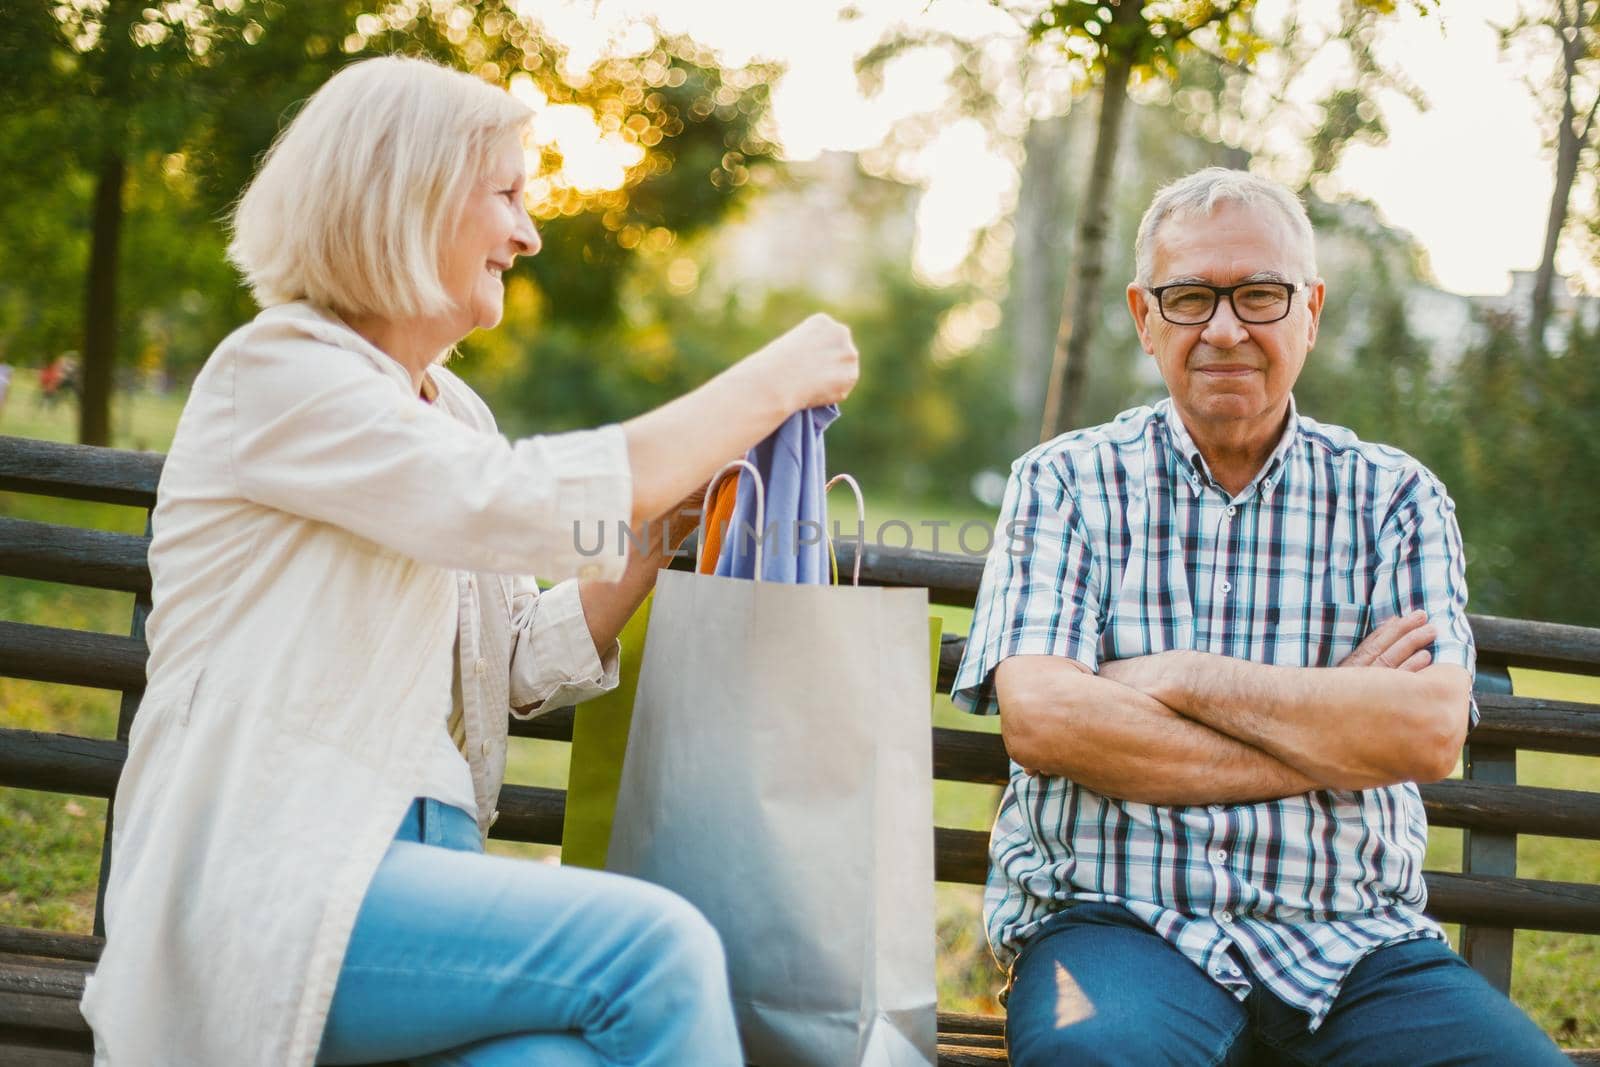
[
  {"left": 1005, "top": 903, "right": 1568, "bottom": 1067},
  {"left": 315, "top": 798, "right": 743, "bottom": 1066}
]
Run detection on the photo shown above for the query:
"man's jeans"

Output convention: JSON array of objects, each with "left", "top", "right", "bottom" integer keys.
[
  {"left": 1005, "top": 903, "right": 1568, "bottom": 1067},
  {"left": 315, "top": 798, "right": 743, "bottom": 1066}
]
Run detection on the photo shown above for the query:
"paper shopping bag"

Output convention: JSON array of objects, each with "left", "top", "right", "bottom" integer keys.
[{"left": 607, "top": 567, "right": 937, "bottom": 1067}]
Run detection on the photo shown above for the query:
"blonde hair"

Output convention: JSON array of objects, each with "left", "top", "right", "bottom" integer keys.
[
  {"left": 1134, "top": 168, "right": 1317, "bottom": 287},
  {"left": 228, "top": 55, "right": 531, "bottom": 319}
]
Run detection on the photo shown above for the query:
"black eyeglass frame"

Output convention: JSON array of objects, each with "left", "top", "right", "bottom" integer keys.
[{"left": 1146, "top": 281, "right": 1302, "bottom": 326}]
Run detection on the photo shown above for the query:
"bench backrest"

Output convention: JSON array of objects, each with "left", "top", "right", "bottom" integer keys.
[{"left": 2, "top": 434, "right": 1599, "bottom": 996}]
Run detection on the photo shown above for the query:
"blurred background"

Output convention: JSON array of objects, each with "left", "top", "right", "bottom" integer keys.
[
  {"left": 1, "top": 0, "right": 1597, "bottom": 1041},
  {"left": 1, "top": 0, "right": 1596, "bottom": 624}
]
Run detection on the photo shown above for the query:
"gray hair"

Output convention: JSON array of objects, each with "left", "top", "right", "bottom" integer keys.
[{"left": 1133, "top": 168, "right": 1317, "bottom": 287}]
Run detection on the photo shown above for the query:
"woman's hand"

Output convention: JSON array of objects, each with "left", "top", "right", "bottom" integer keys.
[
  {"left": 744, "top": 313, "right": 860, "bottom": 412},
  {"left": 621, "top": 312, "right": 859, "bottom": 526}
]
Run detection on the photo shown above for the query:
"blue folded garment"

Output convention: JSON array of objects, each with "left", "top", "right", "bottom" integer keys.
[{"left": 715, "top": 404, "right": 839, "bottom": 584}]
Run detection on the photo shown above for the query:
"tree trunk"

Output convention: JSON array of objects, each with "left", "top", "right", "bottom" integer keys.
[
  {"left": 79, "top": 150, "right": 125, "bottom": 446},
  {"left": 1528, "top": 0, "right": 1595, "bottom": 352},
  {"left": 1528, "top": 75, "right": 1577, "bottom": 353},
  {"left": 78, "top": 0, "right": 137, "bottom": 446},
  {"left": 1040, "top": 0, "right": 1142, "bottom": 441},
  {"left": 1009, "top": 112, "right": 1076, "bottom": 453}
]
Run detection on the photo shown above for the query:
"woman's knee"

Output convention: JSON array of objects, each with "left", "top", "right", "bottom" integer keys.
[{"left": 624, "top": 882, "right": 728, "bottom": 981}]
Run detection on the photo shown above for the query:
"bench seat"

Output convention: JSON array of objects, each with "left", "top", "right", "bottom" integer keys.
[{"left": 3, "top": 436, "right": 1600, "bottom": 1063}]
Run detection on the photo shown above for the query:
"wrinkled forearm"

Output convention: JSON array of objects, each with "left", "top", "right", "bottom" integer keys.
[
  {"left": 1141, "top": 652, "right": 1468, "bottom": 788},
  {"left": 999, "top": 661, "right": 1321, "bottom": 805}
]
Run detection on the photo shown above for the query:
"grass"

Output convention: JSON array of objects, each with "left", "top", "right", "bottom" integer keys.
[
  {"left": 2, "top": 370, "right": 188, "bottom": 452},
  {"left": 0, "top": 376, "right": 1594, "bottom": 1043}
]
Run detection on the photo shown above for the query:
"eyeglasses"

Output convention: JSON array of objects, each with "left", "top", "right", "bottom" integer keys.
[{"left": 1147, "top": 281, "right": 1301, "bottom": 325}]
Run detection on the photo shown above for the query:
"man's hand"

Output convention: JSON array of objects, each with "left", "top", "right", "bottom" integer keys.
[{"left": 1339, "top": 610, "right": 1435, "bottom": 671}]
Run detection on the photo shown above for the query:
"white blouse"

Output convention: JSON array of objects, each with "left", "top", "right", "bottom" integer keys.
[{"left": 81, "top": 301, "right": 628, "bottom": 1065}]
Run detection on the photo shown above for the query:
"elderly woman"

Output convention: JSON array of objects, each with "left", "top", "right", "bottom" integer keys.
[{"left": 79, "top": 56, "right": 859, "bottom": 1066}]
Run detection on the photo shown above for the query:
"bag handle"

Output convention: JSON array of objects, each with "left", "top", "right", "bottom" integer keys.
[
  {"left": 697, "top": 459, "right": 766, "bottom": 581},
  {"left": 825, "top": 473, "right": 865, "bottom": 587}
]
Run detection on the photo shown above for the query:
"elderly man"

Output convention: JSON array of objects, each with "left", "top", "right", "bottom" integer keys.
[{"left": 954, "top": 169, "right": 1566, "bottom": 1066}]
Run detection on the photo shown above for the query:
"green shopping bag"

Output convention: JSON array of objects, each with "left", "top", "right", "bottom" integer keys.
[{"left": 560, "top": 591, "right": 655, "bottom": 869}]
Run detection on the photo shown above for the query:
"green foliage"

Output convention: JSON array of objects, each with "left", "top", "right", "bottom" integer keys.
[
  {"left": 0, "top": 2, "right": 777, "bottom": 391},
  {"left": 1026, "top": 1, "right": 1261, "bottom": 78},
  {"left": 1430, "top": 314, "right": 1600, "bottom": 626},
  {"left": 468, "top": 242, "right": 1014, "bottom": 504},
  {"left": 1295, "top": 246, "right": 1600, "bottom": 628}
]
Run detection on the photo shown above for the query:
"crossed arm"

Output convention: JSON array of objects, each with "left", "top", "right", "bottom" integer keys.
[{"left": 996, "top": 613, "right": 1472, "bottom": 806}]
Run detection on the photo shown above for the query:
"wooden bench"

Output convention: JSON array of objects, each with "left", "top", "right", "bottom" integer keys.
[{"left": 1, "top": 434, "right": 1598, "bottom": 1065}]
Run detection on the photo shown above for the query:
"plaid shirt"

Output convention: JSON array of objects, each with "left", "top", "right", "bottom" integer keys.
[{"left": 953, "top": 397, "right": 1477, "bottom": 1029}]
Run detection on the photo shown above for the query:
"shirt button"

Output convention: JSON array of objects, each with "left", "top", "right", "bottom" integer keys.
[
  {"left": 474, "top": 658, "right": 487, "bottom": 676},
  {"left": 1226, "top": 505, "right": 1237, "bottom": 516},
  {"left": 1219, "top": 910, "right": 1235, "bottom": 924},
  {"left": 1213, "top": 849, "right": 1228, "bottom": 863},
  {"left": 1219, "top": 581, "right": 1232, "bottom": 593},
  {"left": 480, "top": 739, "right": 493, "bottom": 756}
]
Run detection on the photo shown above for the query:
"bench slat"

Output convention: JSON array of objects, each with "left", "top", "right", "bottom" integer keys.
[
  {"left": 485, "top": 783, "right": 566, "bottom": 846},
  {"left": 0, "top": 729, "right": 123, "bottom": 798},
  {"left": 1426, "top": 871, "right": 1600, "bottom": 934},
  {"left": 1473, "top": 693, "right": 1600, "bottom": 757},
  {"left": 1473, "top": 614, "right": 1600, "bottom": 677},
  {"left": 10, "top": 725, "right": 1600, "bottom": 842},
  {"left": 0, "top": 930, "right": 100, "bottom": 966},
  {"left": 12, "top": 629, "right": 1600, "bottom": 761},
  {"left": 1423, "top": 778, "right": 1600, "bottom": 840},
  {"left": 0, "top": 520, "right": 149, "bottom": 595},
  {"left": 835, "top": 541, "right": 987, "bottom": 608},
  {"left": 932, "top": 727, "right": 1008, "bottom": 786},
  {"left": 936, "top": 1046, "right": 1009, "bottom": 1065},
  {"left": 508, "top": 706, "right": 577, "bottom": 742},
  {"left": 0, "top": 961, "right": 84, "bottom": 1001},
  {"left": 0, "top": 437, "right": 162, "bottom": 509},
  {"left": 0, "top": 624, "right": 145, "bottom": 693}
]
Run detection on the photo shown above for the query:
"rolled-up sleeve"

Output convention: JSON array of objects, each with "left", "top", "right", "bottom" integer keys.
[
  {"left": 507, "top": 577, "right": 621, "bottom": 719},
  {"left": 229, "top": 327, "right": 632, "bottom": 581},
  {"left": 1372, "top": 466, "right": 1478, "bottom": 726},
  {"left": 952, "top": 452, "right": 1103, "bottom": 715}
]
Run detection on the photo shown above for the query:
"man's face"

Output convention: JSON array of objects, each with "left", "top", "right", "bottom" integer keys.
[{"left": 1126, "top": 201, "right": 1325, "bottom": 435}]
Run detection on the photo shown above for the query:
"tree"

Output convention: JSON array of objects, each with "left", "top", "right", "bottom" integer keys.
[
  {"left": 1029, "top": 0, "right": 1435, "bottom": 441},
  {"left": 1500, "top": 0, "right": 1600, "bottom": 351},
  {"left": 0, "top": 2, "right": 777, "bottom": 444},
  {"left": 1027, "top": 0, "right": 1259, "bottom": 441}
]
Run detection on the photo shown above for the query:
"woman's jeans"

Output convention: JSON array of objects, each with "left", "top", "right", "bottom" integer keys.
[{"left": 316, "top": 798, "right": 743, "bottom": 1066}]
